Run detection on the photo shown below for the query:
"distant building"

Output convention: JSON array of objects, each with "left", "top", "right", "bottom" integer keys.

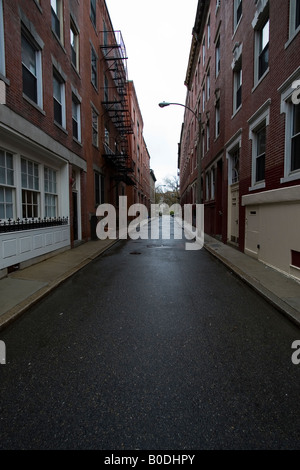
[
  {"left": 0, "top": 0, "right": 150, "bottom": 276},
  {"left": 150, "top": 169, "right": 157, "bottom": 206},
  {"left": 127, "top": 80, "right": 151, "bottom": 211},
  {"left": 179, "top": 0, "right": 300, "bottom": 280}
]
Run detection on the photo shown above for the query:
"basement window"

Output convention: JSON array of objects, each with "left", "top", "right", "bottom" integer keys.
[{"left": 291, "top": 250, "right": 300, "bottom": 269}]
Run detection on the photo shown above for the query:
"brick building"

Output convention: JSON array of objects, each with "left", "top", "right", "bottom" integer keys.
[
  {"left": 179, "top": 0, "right": 300, "bottom": 280},
  {"left": 127, "top": 80, "right": 151, "bottom": 211},
  {"left": 0, "top": 0, "right": 150, "bottom": 276}
]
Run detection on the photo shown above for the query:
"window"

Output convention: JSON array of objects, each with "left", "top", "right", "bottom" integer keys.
[
  {"left": 207, "top": 69, "right": 210, "bottom": 100},
  {"left": 231, "top": 148, "right": 240, "bottom": 184},
  {"left": 70, "top": 19, "right": 79, "bottom": 70},
  {"left": 234, "top": 66, "right": 242, "bottom": 112},
  {"left": 234, "top": 0, "right": 242, "bottom": 30},
  {"left": 205, "top": 173, "right": 210, "bottom": 201},
  {"left": 216, "top": 37, "right": 220, "bottom": 76},
  {"left": 258, "top": 19, "right": 269, "bottom": 79},
  {"left": 215, "top": 100, "right": 220, "bottom": 138},
  {"left": 104, "top": 75, "right": 109, "bottom": 102},
  {"left": 211, "top": 168, "right": 216, "bottom": 199},
  {"left": 21, "top": 31, "right": 42, "bottom": 107},
  {"left": 255, "top": 125, "right": 266, "bottom": 183},
  {"left": 21, "top": 158, "right": 39, "bottom": 219},
  {"left": 104, "top": 127, "right": 109, "bottom": 145},
  {"left": 53, "top": 69, "right": 66, "bottom": 127},
  {"left": 0, "top": 0, "right": 5, "bottom": 77},
  {"left": 206, "top": 120, "right": 210, "bottom": 151},
  {"left": 207, "top": 16, "right": 211, "bottom": 48},
  {"left": 51, "top": 0, "right": 63, "bottom": 43},
  {"left": 279, "top": 76, "right": 300, "bottom": 183},
  {"left": 202, "top": 87, "right": 205, "bottom": 112},
  {"left": 72, "top": 94, "right": 81, "bottom": 142},
  {"left": 0, "top": 149, "right": 14, "bottom": 220},
  {"left": 90, "top": 0, "right": 96, "bottom": 27},
  {"left": 202, "top": 37, "right": 205, "bottom": 65},
  {"left": 95, "top": 173, "right": 105, "bottom": 205},
  {"left": 249, "top": 101, "right": 269, "bottom": 190},
  {"left": 92, "top": 108, "right": 98, "bottom": 147},
  {"left": 91, "top": 44, "right": 98, "bottom": 88},
  {"left": 288, "top": 0, "right": 300, "bottom": 40},
  {"left": 44, "top": 167, "right": 57, "bottom": 218},
  {"left": 291, "top": 104, "right": 300, "bottom": 172}
]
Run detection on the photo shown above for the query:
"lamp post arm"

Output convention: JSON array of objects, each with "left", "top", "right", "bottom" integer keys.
[{"left": 159, "top": 102, "right": 200, "bottom": 122}]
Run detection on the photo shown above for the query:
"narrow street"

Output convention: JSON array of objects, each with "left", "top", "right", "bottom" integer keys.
[{"left": 0, "top": 218, "right": 299, "bottom": 450}]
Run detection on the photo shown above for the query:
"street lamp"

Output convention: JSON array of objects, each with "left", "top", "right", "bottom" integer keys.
[{"left": 158, "top": 102, "right": 202, "bottom": 205}]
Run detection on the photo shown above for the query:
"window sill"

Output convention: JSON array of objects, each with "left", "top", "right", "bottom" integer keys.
[
  {"left": 0, "top": 74, "right": 10, "bottom": 86},
  {"left": 285, "top": 26, "right": 300, "bottom": 50},
  {"left": 249, "top": 182, "right": 266, "bottom": 192},
  {"left": 280, "top": 172, "right": 300, "bottom": 184},
  {"left": 51, "top": 30, "right": 66, "bottom": 54},
  {"left": 71, "top": 62, "right": 81, "bottom": 79},
  {"left": 23, "top": 94, "right": 45, "bottom": 115},
  {"left": 232, "top": 15, "right": 243, "bottom": 39},
  {"left": 33, "top": 0, "right": 42, "bottom": 13},
  {"left": 72, "top": 136, "right": 82, "bottom": 147},
  {"left": 54, "top": 121, "right": 68, "bottom": 134},
  {"left": 232, "top": 104, "right": 242, "bottom": 119},
  {"left": 252, "top": 68, "right": 270, "bottom": 93}
]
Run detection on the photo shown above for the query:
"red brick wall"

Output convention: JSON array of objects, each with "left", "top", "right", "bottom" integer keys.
[{"left": 180, "top": 0, "right": 300, "bottom": 249}]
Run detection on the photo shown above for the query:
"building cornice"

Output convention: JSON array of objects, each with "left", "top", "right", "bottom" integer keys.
[{"left": 184, "top": 0, "right": 210, "bottom": 90}]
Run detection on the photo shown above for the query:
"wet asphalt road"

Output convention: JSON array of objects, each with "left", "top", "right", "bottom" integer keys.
[{"left": 0, "top": 218, "right": 299, "bottom": 450}]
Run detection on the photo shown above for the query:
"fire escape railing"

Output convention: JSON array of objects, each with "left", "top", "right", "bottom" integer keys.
[{"left": 100, "top": 30, "right": 135, "bottom": 186}]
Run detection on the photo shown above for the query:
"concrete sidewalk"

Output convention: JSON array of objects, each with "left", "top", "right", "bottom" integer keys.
[
  {"left": 0, "top": 238, "right": 119, "bottom": 331},
  {"left": 0, "top": 232, "right": 299, "bottom": 331},
  {"left": 204, "top": 234, "right": 300, "bottom": 328}
]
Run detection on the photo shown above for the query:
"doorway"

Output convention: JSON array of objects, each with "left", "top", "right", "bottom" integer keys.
[{"left": 72, "top": 191, "right": 78, "bottom": 241}]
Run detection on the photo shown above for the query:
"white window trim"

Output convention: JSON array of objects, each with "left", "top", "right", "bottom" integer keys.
[
  {"left": 285, "top": 0, "right": 300, "bottom": 48},
  {"left": 215, "top": 101, "right": 220, "bottom": 138},
  {"left": 226, "top": 130, "right": 242, "bottom": 185},
  {"left": 72, "top": 97, "right": 81, "bottom": 143},
  {"left": 279, "top": 69, "right": 300, "bottom": 183},
  {"left": 21, "top": 31, "right": 44, "bottom": 110},
  {"left": 51, "top": 0, "right": 64, "bottom": 45},
  {"left": 215, "top": 36, "right": 220, "bottom": 78},
  {"left": 248, "top": 100, "right": 270, "bottom": 191},
  {"left": 53, "top": 70, "right": 66, "bottom": 129},
  {"left": 233, "top": 67, "right": 242, "bottom": 115},
  {"left": 233, "top": 0, "right": 243, "bottom": 33}
]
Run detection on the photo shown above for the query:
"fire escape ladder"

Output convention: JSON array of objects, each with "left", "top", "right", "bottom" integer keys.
[{"left": 100, "top": 30, "right": 135, "bottom": 186}]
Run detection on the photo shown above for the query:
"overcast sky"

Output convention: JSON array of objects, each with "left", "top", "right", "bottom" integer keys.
[{"left": 106, "top": 0, "right": 198, "bottom": 186}]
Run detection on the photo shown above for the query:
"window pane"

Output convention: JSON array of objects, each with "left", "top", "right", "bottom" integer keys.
[
  {"left": 6, "top": 188, "right": 12, "bottom": 203},
  {"left": 237, "top": 0, "right": 242, "bottom": 23},
  {"left": 7, "top": 169, "right": 13, "bottom": 186},
  {"left": 256, "top": 154, "right": 265, "bottom": 182},
  {"left": 0, "top": 150, "right": 4, "bottom": 167},
  {"left": 296, "top": 0, "right": 300, "bottom": 29},
  {"left": 0, "top": 167, "right": 4, "bottom": 184},
  {"left": 53, "top": 76, "right": 61, "bottom": 102},
  {"left": 291, "top": 134, "right": 300, "bottom": 171},
  {"left": 54, "top": 99, "right": 62, "bottom": 124},
  {"left": 21, "top": 35, "right": 36, "bottom": 75},
  {"left": 261, "top": 20, "right": 269, "bottom": 52},
  {"left": 22, "top": 65, "right": 37, "bottom": 102},
  {"left": 257, "top": 126, "right": 266, "bottom": 155},
  {"left": 293, "top": 103, "right": 300, "bottom": 135},
  {"left": 0, "top": 187, "right": 4, "bottom": 202}
]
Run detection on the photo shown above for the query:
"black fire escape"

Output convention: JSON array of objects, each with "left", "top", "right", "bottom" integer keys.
[{"left": 100, "top": 30, "right": 135, "bottom": 186}]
